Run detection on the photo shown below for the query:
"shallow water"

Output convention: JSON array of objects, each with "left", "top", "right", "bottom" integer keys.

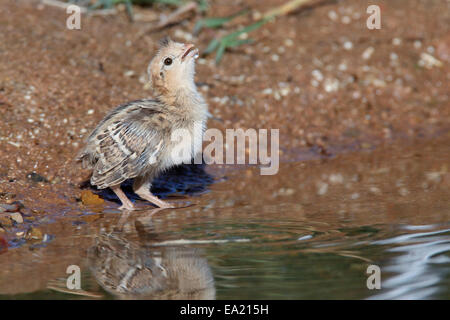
[{"left": 0, "top": 138, "right": 449, "bottom": 299}]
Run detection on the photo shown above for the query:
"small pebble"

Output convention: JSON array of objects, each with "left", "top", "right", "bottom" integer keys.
[
  {"left": 278, "top": 188, "right": 295, "bottom": 196},
  {"left": 25, "top": 227, "right": 43, "bottom": 241},
  {"left": 9, "top": 212, "right": 23, "bottom": 224},
  {"left": 311, "top": 79, "right": 319, "bottom": 87},
  {"left": 328, "top": 10, "right": 338, "bottom": 21},
  {"left": 123, "top": 70, "right": 135, "bottom": 77},
  {"left": 262, "top": 88, "right": 273, "bottom": 95},
  {"left": 239, "top": 32, "right": 248, "bottom": 40},
  {"left": 280, "top": 87, "right": 290, "bottom": 96},
  {"left": 399, "top": 188, "right": 409, "bottom": 196},
  {"left": 362, "top": 47, "right": 375, "bottom": 60},
  {"left": 284, "top": 39, "right": 294, "bottom": 47},
  {"left": 324, "top": 78, "right": 339, "bottom": 93},
  {"left": 351, "top": 193, "right": 360, "bottom": 200},
  {"left": 392, "top": 38, "right": 402, "bottom": 46},
  {"left": 370, "top": 187, "right": 381, "bottom": 195},
  {"left": 316, "top": 182, "right": 329, "bottom": 195},
  {"left": 273, "top": 91, "right": 281, "bottom": 100},
  {"left": 341, "top": 16, "right": 351, "bottom": 24},
  {"left": 419, "top": 53, "right": 443, "bottom": 69},
  {"left": 338, "top": 62, "right": 347, "bottom": 71},
  {"left": 426, "top": 172, "right": 442, "bottom": 183},
  {"left": 329, "top": 173, "right": 344, "bottom": 184},
  {"left": 0, "top": 202, "right": 21, "bottom": 212},
  {"left": 312, "top": 70, "right": 324, "bottom": 82},
  {"left": 343, "top": 41, "right": 353, "bottom": 50},
  {"left": 27, "top": 172, "right": 49, "bottom": 183},
  {"left": 81, "top": 190, "right": 105, "bottom": 206}
]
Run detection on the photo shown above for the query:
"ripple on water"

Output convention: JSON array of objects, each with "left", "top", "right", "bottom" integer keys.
[{"left": 369, "top": 227, "right": 450, "bottom": 300}]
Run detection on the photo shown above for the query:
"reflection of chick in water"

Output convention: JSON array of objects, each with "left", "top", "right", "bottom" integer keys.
[{"left": 87, "top": 210, "right": 215, "bottom": 299}]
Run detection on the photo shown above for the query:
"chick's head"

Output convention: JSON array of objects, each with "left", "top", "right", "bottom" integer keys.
[{"left": 148, "top": 37, "right": 199, "bottom": 96}]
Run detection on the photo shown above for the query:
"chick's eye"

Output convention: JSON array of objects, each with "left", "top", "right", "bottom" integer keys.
[{"left": 164, "top": 57, "right": 173, "bottom": 66}]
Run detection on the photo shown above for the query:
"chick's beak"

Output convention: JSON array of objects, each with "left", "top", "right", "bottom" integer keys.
[{"left": 181, "top": 44, "right": 198, "bottom": 61}]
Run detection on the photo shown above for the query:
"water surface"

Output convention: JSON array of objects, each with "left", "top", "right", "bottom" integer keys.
[{"left": 0, "top": 138, "right": 449, "bottom": 299}]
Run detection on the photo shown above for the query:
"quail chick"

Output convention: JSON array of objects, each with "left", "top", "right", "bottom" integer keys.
[{"left": 77, "top": 38, "right": 207, "bottom": 210}]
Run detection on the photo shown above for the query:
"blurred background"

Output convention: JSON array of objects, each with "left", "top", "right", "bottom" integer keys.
[{"left": 0, "top": 0, "right": 449, "bottom": 299}]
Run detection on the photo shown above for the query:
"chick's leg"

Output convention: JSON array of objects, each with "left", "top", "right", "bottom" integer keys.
[
  {"left": 111, "top": 185, "right": 135, "bottom": 210},
  {"left": 133, "top": 177, "right": 173, "bottom": 209}
]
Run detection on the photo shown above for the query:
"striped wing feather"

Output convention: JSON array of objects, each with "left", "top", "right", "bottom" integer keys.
[{"left": 78, "top": 100, "right": 167, "bottom": 189}]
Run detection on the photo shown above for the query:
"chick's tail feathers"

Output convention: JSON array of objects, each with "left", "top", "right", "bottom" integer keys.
[{"left": 76, "top": 148, "right": 97, "bottom": 170}]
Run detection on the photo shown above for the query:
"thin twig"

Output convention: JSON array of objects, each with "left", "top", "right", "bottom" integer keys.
[
  {"left": 155, "top": 1, "right": 197, "bottom": 29},
  {"left": 41, "top": 0, "right": 117, "bottom": 16},
  {"left": 262, "top": 0, "right": 312, "bottom": 20},
  {"left": 47, "top": 280, "right": 103, "bottom": 298},
  {"left": 88, "top": 8, "right": 117, "bottom": 16},
  {"left": 41, "top": 0, "right": 87, "bottom": 13},
  {"left": 136, "top": 1, "right": 198, "bottom": 39}
]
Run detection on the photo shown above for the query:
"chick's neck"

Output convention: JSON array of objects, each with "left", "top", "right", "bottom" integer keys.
[{"left": 157, "top": 82, "right": 206, "bottom": 119}]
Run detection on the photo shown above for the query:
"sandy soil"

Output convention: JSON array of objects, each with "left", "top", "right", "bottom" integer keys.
[{"left": 0, "top": 0, "right": 449, "bottom": 244}]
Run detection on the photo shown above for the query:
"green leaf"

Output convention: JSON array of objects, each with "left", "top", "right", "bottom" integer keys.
[
  {"left": 226, "top": 38, "right": 254, "bottom": 48},
  {"left": 215, "top": 43, "right": 226, "bottom": 64},
  {"left": 104, "top": 0, "right": 114, "bottom": 9},
  {"left": 124, "top": 0, "right": 134, "bottom": 21},
  {"left": 200, "top": 17, "right": 231, "bottom": 29},
  {"left": 194, "top": 9, "right": 248, "bottom": 34},
  {"left": 153, "top": 0, "right": 183, "bottom": 5},
  {"left": 197, "top": 0, "right": 209, "bottom": 12},
  {"left": 222, "top": 19, "right": 267, "bottom": 42},
  {"left": 204, "top": 38, "right": 220, "bottom": 54}
]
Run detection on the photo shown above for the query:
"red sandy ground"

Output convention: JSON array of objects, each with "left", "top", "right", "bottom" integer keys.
[{"left": 0, "top": 0, "right": 449, "bottom": 210}]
